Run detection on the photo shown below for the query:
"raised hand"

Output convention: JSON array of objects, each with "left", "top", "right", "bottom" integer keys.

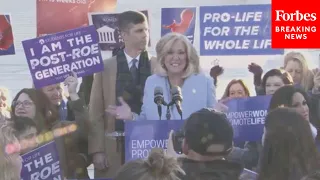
[
  {"left": 214, "top": 97, "right": 232, "bottom": 113},
  {"left": 248, "top": 63, "right": 263, "bottom": 75},
  {"left": 210, "top": 65, "right": 224, "bottom": 78},
  {"left": 64, "top": 71, "right": 78, "bottom": 95}
]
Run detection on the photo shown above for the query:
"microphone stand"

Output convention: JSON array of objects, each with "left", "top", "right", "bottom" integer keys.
[
  {"left": 158, "top": 101, "right": 168, "bottom": 120},
  {"left": 166, "top": 105, "right": 171, "bottom": 120},
  {"left": 166, "top": 101, "right": 183, "bottom": 120}
]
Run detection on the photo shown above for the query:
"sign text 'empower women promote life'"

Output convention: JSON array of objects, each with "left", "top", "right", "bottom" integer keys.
[
  {"left": 124, "top": 96, "right": 271, "bottom": 161},
  {"left": 22, "top": 25, "right": 104, "bottom": 89},
  {"left": 225, "top": 95, "right": 271, "bottom": 142},
  {"left": 125, "top": 120, "right": 184, "bottom": 162}
]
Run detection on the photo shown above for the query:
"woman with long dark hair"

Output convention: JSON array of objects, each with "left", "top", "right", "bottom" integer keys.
[
  {"left": 269, "top": 85, "right": 318, "bottom": 138},
  {"left": 258, "top": 108, "right": 320, "bottom": 180},
  {"left": 260, "top": 69, "right": 293, "bottom": 95}
]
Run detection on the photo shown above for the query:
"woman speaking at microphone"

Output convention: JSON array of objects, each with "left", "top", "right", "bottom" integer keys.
[{"left": 106, "top": 32, "right": 216, "bottom": 120}]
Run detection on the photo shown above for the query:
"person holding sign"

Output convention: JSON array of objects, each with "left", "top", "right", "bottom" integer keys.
[
  {"left": 221, "top": 79, "right": 250, "bottom": 99},
  {"left": 214, "top": 79, "right": 262, "bottom": 170},
  {"left": 11, "top": 87, "right": 90, "bottom": 179},
  {"left": 214, "top": 79, "right": 250, "bottom": 113},
  {"left": 39, "top": 72, "right": 91, "bottom": 178},
  {"left": 89, "top": 11, "right": 156, "bottom": 178},
  {"left": 39, "top": 72, "right": 83, "bottom": 121},
  {"left": 106, "top": 32, "right": 216, "bottom": 120}
]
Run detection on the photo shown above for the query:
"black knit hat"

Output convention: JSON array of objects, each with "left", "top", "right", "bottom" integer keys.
[{"left": 184, "top": 108, "right": 233, "bottom": 156}]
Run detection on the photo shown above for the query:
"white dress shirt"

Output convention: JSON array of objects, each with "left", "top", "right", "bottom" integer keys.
[{"left": 124, "top": 50, "right": 140, "bottom": 69}]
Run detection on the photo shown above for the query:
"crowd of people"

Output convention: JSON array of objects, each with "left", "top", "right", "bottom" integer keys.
[{"left": 1, "top": 10, "right": 320, "bottom": 180}]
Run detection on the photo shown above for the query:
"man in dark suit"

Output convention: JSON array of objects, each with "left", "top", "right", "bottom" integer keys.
[{"left": 88, "top": 11, "right": 156, "bottom": 178}]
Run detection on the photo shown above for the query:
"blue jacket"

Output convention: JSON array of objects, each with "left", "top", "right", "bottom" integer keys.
[{"left": 134, "top": 73, "right": 216, "bottom": 120}]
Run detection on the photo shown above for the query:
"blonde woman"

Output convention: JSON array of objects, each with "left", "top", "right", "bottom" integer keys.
[
  {"left": 114, "top": 148, "right": 185, "bottom": 180},
  {"left": 283, "top": 51, "right": 314, "bottom": 92},
  {"left": 0, "top": 124, "right": 22, "bottom": 180},
  {"left": 0, "top": 87, "right": 11, "bottom": 124},
  {"left": 107, "top": 32, "right": 216, "bottom": 120}
]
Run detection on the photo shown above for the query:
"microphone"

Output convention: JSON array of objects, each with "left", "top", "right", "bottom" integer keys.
[
  {"left": 154, "top": 86, "right": 166, "bottom": 120},
  {"left": 170, "top": 86, "right": 183, "bottom": 119}
]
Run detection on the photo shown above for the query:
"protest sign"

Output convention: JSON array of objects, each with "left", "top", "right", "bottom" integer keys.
[
  {"left": 199, "top": 4, "right": 284, "bottom": 55},
  {"left": 125, "top": 120, "right": 184, "bottom": 162},
  {"left": 225, "top": 95, "right": 271, "bottom": 142},
  {"left": 125, "top": 96, "right": 270, "bottom": 161},
  {"left": 88, "top": 10, "right": 151, "bottom": 51},
  {"left": 36, "top": 0, "right": 117, "bottom": 37},
  {"left": 21, "top": 141, "right": 63, "bottom": 180},
  {"left": 22, "top": 25, "right": 104, "bottom": 89},
  {"left": 161, "top": 7, "right": 196, "bottom": 44},
  {"left": 0, "top": 14, "right": 15, "bottom": 56}
]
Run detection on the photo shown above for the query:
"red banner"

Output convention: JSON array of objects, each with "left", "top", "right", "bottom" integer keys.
[{"left": 37, "top": 0, "right": 117, "bottom": 37}]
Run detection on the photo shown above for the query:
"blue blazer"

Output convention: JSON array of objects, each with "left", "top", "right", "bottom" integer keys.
[{"left": 135, "top": 73, "right": 216, "bottom": 120}]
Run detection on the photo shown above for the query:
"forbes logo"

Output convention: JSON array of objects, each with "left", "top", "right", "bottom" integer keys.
[{"left": 274, "top": 10, "right": 317, "bottom": 21}]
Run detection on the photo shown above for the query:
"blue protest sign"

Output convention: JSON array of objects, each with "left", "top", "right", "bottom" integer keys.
[
  {"left": 125, "top": 120, "right": 184, "bottom": 162},
  {"left": 125, "top": 96, "right": 271, "bottom": 161},
  {"left": 161, "top": 7, "right": 196, "bottom": 43},
  {"left": 225, "top": 95, "right": 271, "bottom": 142},
  {"left": 22, "top": 25, "right": 104, "bottom": 89},
  {"left": 199, "top": 4, "right": 284, "bottom": 55},
  {"left": 21, "top": 141, "right": 63, "bottom": 180}
]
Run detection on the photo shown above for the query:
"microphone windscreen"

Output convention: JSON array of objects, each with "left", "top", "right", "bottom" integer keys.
[
  {"left": 171, "top": 86, "right": 181, "bottom": 95},
  {"left": 154, "top": 86, "right": 163, "bottom": 95},
  {"left": 171, "top": 86, "right": 183, "bottom": 101}
]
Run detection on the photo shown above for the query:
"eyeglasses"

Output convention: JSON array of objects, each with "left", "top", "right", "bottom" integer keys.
[{"left": 13, "top": 101, "right": 34, "bottom": 108}]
